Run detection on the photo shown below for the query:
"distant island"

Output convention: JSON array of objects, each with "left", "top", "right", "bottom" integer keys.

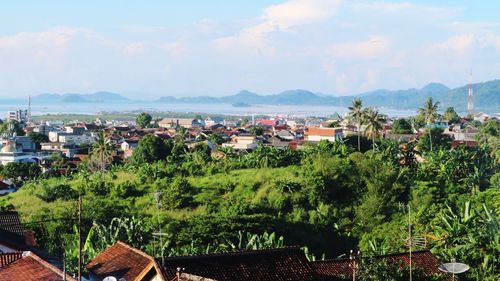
[
  {"left": 5, "top": 78, "right": 498, "bottom": 113},
  {"left": 232, "top": 102, "right": 251, "bottom": 107}
]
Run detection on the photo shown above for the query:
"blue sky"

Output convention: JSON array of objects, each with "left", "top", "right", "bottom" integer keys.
[{"left": 1, "top": 0, "right": 499, "bottom": 98}]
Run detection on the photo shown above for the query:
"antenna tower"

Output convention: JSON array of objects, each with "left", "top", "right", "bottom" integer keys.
[{"left": 467, "top": 69, "right": 474, "bottom": 116}]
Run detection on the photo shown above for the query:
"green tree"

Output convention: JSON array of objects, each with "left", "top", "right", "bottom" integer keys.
[
  {"left": 28, "top": 131, "right": 49, "bottom": 150},
  {"left": 0, "top": 162, "right": 41, "bottom": 182},
  {"left": 363, "top": 108, "right": 386, "bottom": 151},
  {"left": 443, "top": 107, "right": 460, "bottom": 123},
  {"left": 157, "top": 177, "right": 194, "bottom": 209},
  {"left": 392, "top": 118, "right": 413, "bottom": 134},
  {"left": 417, "top": 97, "right": 440, "bottom": 151},
  {"left": 348, "top": 98, "right": 365, "bottom": 151},
  {"left": 136, "top": 112, "right": 152, "bottom": 128},
  {"left": 417, "top": 128, "right": 450, "bottom": 152},
  {"left": 249, "top": 126, "right": 264, "bottom": 136},
  {"left": 0, "top": 120, "right": 25, "bottom": 136},
  {"left": 88, "top": 132, "right": 114, "bottom": 172},
  {"left": 431, "top": 202, "right": 499, "bottom": 280},
  {"left": 131, "top": 134, "right": 171, "bottom": 164}
]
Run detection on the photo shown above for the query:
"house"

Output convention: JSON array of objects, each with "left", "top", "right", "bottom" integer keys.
[
  {"left": 159, "top": 247, "right": 320, "bottom": 281},
  {"left": 0, "top": 141, "right": 35, "bottom": 165},
  {"left": 222, "top": 134, "right": 259, "bottom": 150},
  {"left": 275, "top": 130, "right": 295, "bottom": 141},
  {"left": 474, "top": 112, "right": 490, "bottom": 123},
  {"left": 40, "top": 142, "right": 79, "bottom": 158},
  {"left": 121, "top": 138, "right": 140, "bottom": 158},
  {"left": 305, "top": 127, "right": 343, "bottom": 142},
  {"left": 86, "top": 241, "right": 166, "bottom": 281},
  {"left": 204, "top": 116, "right": 225, "bottom": 127},
  {"left": 158, "top": 118, "right": 203, "bottom": 129},
  {"left": 0, "top": 251, "right": 76, "bottom": 281},
  {"left": 311, "top": 250, "right": 449, "bottom": 280},
  {"left": 257, "top": 118, "right": 279, "bottom": 128}
]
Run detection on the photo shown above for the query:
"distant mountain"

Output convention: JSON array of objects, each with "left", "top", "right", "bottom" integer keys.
[
  {"left": 33, "top": 92, "right": 129, "bottom": 103},
  {"left": 152, "top": 80, "right": 500, "bottom": 112},
  {"left": 27, "top": 79, "right": 500, "bottom": 112}
]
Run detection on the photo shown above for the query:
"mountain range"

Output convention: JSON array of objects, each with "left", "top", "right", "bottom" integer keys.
[{"left": 24, "top": 79, "right": 500, "bottom": 112}]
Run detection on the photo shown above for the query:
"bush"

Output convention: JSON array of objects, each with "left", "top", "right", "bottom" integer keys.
[
  {"left": 156, "top": 177, "right": 195, "bottom": 209},
  {"left": 37, "top": 183, "right": 78, "bottom": 202}
]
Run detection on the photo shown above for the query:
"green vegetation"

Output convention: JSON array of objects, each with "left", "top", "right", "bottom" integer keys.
[{"left": 136, "top": 112, "right": 153, "bottom": 128}]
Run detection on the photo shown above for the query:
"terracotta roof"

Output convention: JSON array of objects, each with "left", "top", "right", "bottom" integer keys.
[
  {"left": 86, "top": 241, "right": 162, "bottom": 281},
  {"left": 312, "top": 250, "right": 445, "bottom": 280},
  {"left": 158, "top": 247, "right": 320, "bottom": 281},
  {"left": 306, "top": 127, "right": 338, "bottom": 137},
  {"left": 0, "top": 211, "right": 24, "bottom": 237},
  {"left": 0, "top": 251, "right": 76, "bottom": 281}
]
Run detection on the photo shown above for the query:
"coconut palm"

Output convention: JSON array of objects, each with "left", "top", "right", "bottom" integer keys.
[
  {"left": 89, "top": 132, "right": 114, "bottom": 172},
  {"left": 348, "top": 98, "right": 364, "bottom": 151},
  {"left": 363, "top": 107, "right": 386, "bottom": 151},
  {"left": 418, "top": 97, "right": 440, "bottom": 151}
]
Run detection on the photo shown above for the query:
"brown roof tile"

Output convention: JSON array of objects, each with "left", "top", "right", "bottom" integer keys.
[
  {"left": 159, "top": 246, "right": 320, "bottom": 281},
  {"left": 0, "top": 251, "right": 76, "bottom": 281},
  {"left": 86, "top": 241, "right": 159, "bottom": 281}
]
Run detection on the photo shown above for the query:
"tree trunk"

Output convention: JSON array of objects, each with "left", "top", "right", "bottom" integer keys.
[
  {"left": 357, "top": 122, "right": 361, "bottom": 152},
  {"left": 429, "top": 128, "right": 433, "bottom": 151}
]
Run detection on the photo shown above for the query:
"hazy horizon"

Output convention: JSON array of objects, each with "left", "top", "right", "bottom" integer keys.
[{"left": 1, "top": 1, "right": 500, "bottom": 99}]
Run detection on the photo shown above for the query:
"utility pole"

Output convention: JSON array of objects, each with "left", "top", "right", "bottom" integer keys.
[
  {"left": 408, "top": 205, "right": 412, "bottom": 281},
  {"left": 154, "top": 191, "right": 164, "bottom": 266},
  {"left": 77, "top": 190, "right": 82, "bottom": 281}
]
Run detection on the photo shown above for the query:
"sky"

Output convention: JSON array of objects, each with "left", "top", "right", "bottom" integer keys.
[{"left": 1, "top": 0, "right": 500, "bottom": 99}]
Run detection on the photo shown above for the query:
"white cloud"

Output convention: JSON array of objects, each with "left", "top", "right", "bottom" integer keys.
[
  {"left": 329, "top": 36, "right": 391, "bottom": 60},
  {"left": 213, "top": 0, "right": 341, "bottom": 55}
]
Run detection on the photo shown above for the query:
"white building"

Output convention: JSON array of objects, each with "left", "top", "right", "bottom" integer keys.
[
  {"left": 222, "top": 134, "right": 259, "bottom": 150},
  {"left": 304, "top": 127, "right": 343, "bottom": 142},
  {"left": 0, "top": 141, "right": 34, "bottom": 165}
]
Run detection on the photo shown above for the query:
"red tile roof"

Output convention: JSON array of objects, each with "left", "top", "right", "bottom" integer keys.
[
  {"left": 312, "top": 250, "right": 446, "bottom": 280},
  {"left": 0, "top": 251, "right": 76, "bottom": 281},
  {"left": 159, "top": 246, "right": 320, "bottom": 281},
  {"left": 305, "top": 127, "right": 338, "bottom": 137},
  {"left": 86, "top": 241, "right": 163, "bottom": 281}
]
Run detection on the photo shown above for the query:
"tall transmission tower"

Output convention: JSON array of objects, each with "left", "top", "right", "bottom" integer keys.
[
  {"left": 28, "top": 96, "right": 32, "bottom": 125},
  {"left": 467, "top": 69, "right": 474, "bottom": 117}
]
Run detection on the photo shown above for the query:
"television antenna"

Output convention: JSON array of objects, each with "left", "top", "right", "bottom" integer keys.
[{"left": 438, "top": 262, "right": 470, "bottom": 281}]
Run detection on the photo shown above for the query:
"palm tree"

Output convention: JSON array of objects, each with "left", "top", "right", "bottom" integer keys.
[
  {"left": 89, "top": 132, "right": 114, "bottom": 172},
  {"left": 418, "top": 97, "right": 440, "bottom": 151},
  {"left": 363, "top": 107, "right": 386, "bottom": 151},
  {"left": 348, "top": 98, "right": 364, "bottom": 151}
]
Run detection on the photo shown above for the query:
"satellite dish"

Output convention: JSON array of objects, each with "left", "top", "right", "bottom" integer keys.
[
  {"left": 103, "top": 277, "right": 118, "bottom": 281},
  {"left": 438, "top": 262, "right": 470, "bottom": 274}
]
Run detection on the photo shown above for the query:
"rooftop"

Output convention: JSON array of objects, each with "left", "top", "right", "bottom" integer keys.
[
  {"left": 158, "top": 246, "right": 319, "bottom": 281},
  {"left": 0, "top": 251, "right": 76, "bottom": 281}
]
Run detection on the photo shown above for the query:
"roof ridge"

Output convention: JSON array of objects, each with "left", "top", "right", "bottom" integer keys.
[
  {"left": 314, "top": 250, "right": 434, "bottom": 263},
  {"left": 116, "top": 241, "right": 155, "bottom": 261},
  {"left": 160, "top": 246, "right": 303, "bottom": 261}
]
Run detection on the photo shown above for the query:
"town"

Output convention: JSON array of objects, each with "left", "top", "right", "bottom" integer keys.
[{"left": 0, "top": 96, "right": 498, "bottom": 280}]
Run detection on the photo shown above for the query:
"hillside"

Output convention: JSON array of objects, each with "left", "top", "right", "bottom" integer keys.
[{"left": 153, "top": 80, "right": 500, "bottom": 112}]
